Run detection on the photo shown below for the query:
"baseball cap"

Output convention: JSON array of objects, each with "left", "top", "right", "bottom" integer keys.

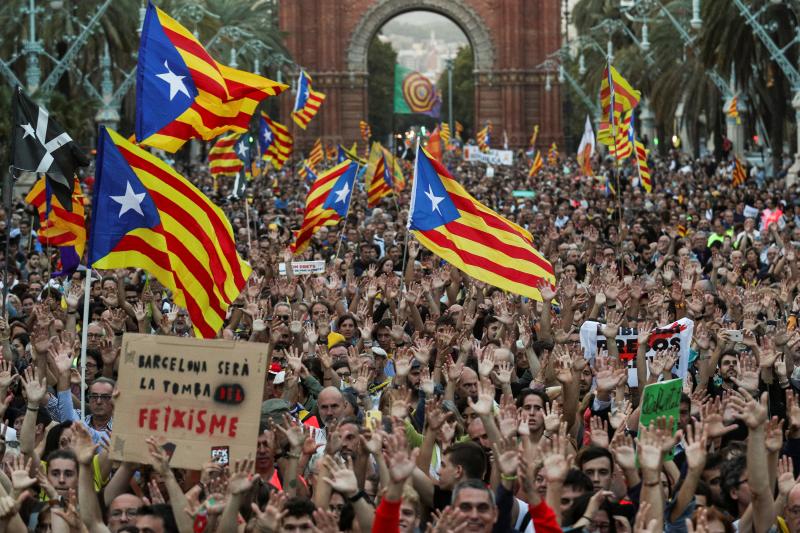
[{"left": 327, "top": 332, "right": 346, "bottom": 349}]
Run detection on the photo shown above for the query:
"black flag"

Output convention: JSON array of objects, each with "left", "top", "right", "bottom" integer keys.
[{"left": 10, "top": 86, "right": 89, "bottom": 211}]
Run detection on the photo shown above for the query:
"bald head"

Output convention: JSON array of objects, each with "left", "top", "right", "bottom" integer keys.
[{"left": 318, "top": 386, "right": 344, "bottom": 427}]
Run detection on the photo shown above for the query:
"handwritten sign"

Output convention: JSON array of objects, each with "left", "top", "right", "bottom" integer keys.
[
  {"left": 638, "top": 378, "right": 682, "bottom": 460},
  {"left": 579, "top": 318, "right": 694, "bottom": 387},
  {"left": 111, "top": 334, "right": 268, "bottom": 470},
  {"left": 278, "top": 260, "right": 326, "bottom": 276}
]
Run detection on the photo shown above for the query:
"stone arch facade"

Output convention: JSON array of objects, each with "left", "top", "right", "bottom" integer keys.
[
  {"left": 279, "top": 0, "right": 562, "bottom": 150},
  {"left": 344, "top": 0, "right": 495, "bottom": 74}
]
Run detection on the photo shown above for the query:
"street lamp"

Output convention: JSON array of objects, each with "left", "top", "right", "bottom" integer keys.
[
  {"left": 445, "top": 58, "right": 454, "bottom": 136},
  {"left": 690, "top": 0, "right": 702, "bottom": 30}
]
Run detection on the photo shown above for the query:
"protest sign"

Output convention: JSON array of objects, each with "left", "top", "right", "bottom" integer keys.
[
  {"left": 111, "top": 334, "right": 268, "bottom": 470},
  {"left": 638, "top": 378, "right": 682, "bottom": 460},
  {"left": 278, "top": 260, "right": 326, "bottom": 276},
  {"left": 462, "top": 146, "right": 514, "bottom": 166},
  {"left": 580, "top": 318, "right": 694, "bottom": 387}
]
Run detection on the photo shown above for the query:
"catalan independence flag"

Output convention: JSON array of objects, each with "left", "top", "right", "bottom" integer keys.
[
  {"left": 366, "top": 143, "right": 393, "bottom": 207},
  {"left": 359, "top": 120, "right": 371, "bottom": 141},
  {"left": 528, "top": 124, "right": 539, "bottom": 151},
  {"left": 208, "top": 133, "right": 243, "bottom": 177},
  {"left": 292, "top": 161, "right": 359, "bottom": 254},
  {"left": 528, "top": 151, "right": 542, "bottom": 177},
  {"left": 732, "top": 156, "right": 747, "bottom": 187},
  {"left": 547, "top": 143, "right": 559, "bottom": 166},
  {"left": 727, "top": 95, "right": 739, "bottom": 120},
  {"left": 25, "top": 176, "right": 86, "bottom": 276},
  {"left": 409, "top": 148, "right": 554, "bottom": 301},
  {"left": 455, "top": 120, "right": 464, "bottom": 140},
  {"left": 258, "top": 112, "right": 293, "bottom": 170},
  {"left": 134, "top": 2, "right": 286, "bottom": 152},
  {"left": 292, "top": 70, "right": 326, "bottom": 129},
  {"left": 600, "top": 65, "right": 640, "bottom": 135},
  {"left": 635, "top": 140, "right": 651, "bottom": 193},
  {"left": 440, "top": 123, "right": 451, "bottom": 146},
  {"left": 476, "top": 122, "right": 492, "bottom": 152},
  {"left": 309, "top": 138, "right": 324, "bottom": 169},
  {"left": 381, "top": 146, "right": 405, "bottom": 191},
  {"left": 91, "top": 127, "right": 251, "bottom": 338}
]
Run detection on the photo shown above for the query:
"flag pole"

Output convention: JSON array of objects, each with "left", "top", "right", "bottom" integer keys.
[
  {"left": 608, "top": 60, "right": 625, "bottom": 273},
  {"left": 333, "top": 163, "right": 362, "bottom": 261},
  {"left": 2, "top": 167, "right": 13, "bottom": 319},
  {"left": 243, "top": 192, "right": 252, "bottom": 251},
  {"left": 79, "top": 269, "right": 92, "bottom": 419},
  {"left": 401, "top": 138, "right": 421, "bottom": 291}
]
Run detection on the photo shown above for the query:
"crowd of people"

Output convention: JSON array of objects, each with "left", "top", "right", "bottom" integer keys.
[{"left": 0, "top": 141, "right": 797, "bottom": 533}]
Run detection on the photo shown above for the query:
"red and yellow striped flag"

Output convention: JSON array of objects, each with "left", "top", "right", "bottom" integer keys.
[
  {"left": 292, "top": 70, "right": 326, "bottom": 129},
  {"left": 25, "top": 176, "right": 86, "bottom": 253},
  {"left": 440, "top": 123, "right": 451, "bottom": 146},
  {"left": 359, "top": 120, "right": 371, "bottom": 141},
  {"left": 528, "top": 124, "right": 539, "bottom": 151},
  {"left": 208, "top": 133, "right": 243, "bottom": 177},
  {"left": 259, "top": 112, "right": 293, "bottom": 170},
  {"left": 528, "top": 151, "right": 542, "bottom": 177},
  {"left": 409, "top": 148, "right": 555, "bottom": 301},
  {"left": 476, "top": 122, "right": 492, "bottom": 152},
  {"left": 309, "top": 138, "right": 323, "bottom": 169},
  {"left": 91, "top": 128, "right": 251, "bottom": 338},
  {"left": 547, "top": 143, "right": 559, "bottom": 166},
  {"left": 635, "top": 140, "right": 651, "bottom": 193},
  {"left": 455, "top": 121, "right": 464, "bottom": 140},
  {"left": 600, "top": 65, "right": 641, "bottom": 131},
  {"left": 134, "top": 3, "right": 286, "bottom": 152},
  {"left": 366, "top": 143, "right": 393, "bottom": 207},
  {"left": 291, "top": 161, "right": 354, "bottom": 254},
  {"left": 732, "top": 156, "right": 747, "bottom": 187}
]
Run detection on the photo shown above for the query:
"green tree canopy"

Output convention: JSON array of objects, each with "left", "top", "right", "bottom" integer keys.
[
  {"left": 437, "top": 45, "right": 474, "bottom": 136},
  {"left": 367, "top": 36, "right": 398, "bottom": 143}
]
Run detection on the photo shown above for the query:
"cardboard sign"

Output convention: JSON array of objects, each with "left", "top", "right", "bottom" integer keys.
[
  {"left": 638, "top": 378, "right": 682, "bottom": 460},
  {"left": 278, "top": 260, "right": 326, "bottom": 276},
  {"left": 579, "top": 318, "right": 694, "bottom": 387},
  {"left": 462, "top": 146, "right": 514, "bottom": 166},
  {"left": 111, "top": 334, "right": 268, "bottom": 470}
]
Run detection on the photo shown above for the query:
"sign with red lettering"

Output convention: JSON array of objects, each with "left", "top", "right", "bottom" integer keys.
[{"left": 110, "top": 334, "right": 268, "bottom": 470}]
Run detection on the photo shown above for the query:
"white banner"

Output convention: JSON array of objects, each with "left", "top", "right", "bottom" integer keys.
[
  {"left": 463, "top": 146, "right": 514, "bottom": 166},
  {"left": 579, "top": 318, "right": 694, "bottom": 387},
  {"left": 278, "top": 261, "right": 326, "bottom": 276}
]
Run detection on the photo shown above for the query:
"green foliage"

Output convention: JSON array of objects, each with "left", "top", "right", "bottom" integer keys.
[
  {"left": 367, "top": 36, "right": 398, "bottom": 142},
  {"left": 437, "top": 45, "right": 473, "bottom": 135}
]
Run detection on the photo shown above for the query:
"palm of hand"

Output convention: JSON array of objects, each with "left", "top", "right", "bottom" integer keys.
[
  {"left": 613, "top": 446, "right": 636, "bottom": 470},
  {"left": 285, "top": 427, "right": 304, "bottom": 449},
  {"left": 391, "top": 401, "right": 407, "bottom": 419},
  {"left": 742, "top": 404, "right": 767, "bottom": 429},
  {"left": 0, "top": 371, "right": 12, "bottom": 389},
  {"left": 331, "top": 470, "right": 358, "bottom": 493},
  {"left": 544, "top": 415, "right": 560, "bottom": 433},
  {"left": 638, "top": 444, "right": 662, "bottom": 471},
  {"left": 595, "top": 370, "right": 619, "bottom": 392},
  {"left": 472, "top": 396, "right": 492, "bottom": 416},
  {"left": 10, "top": 470, "right": 35, "bottom": 490},
  {"left": 591, "top": 431, "right": 609, "bottom": 448},
  {"left": 390, "top": 455, "right": 415, "bottom": 482},
  {"left": 543, "top": 455, "right": 568, "bottom": 481}
]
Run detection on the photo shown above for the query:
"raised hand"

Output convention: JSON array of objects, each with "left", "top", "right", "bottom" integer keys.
[
  {"left": 491, "top": 437, "right": 520, "bottom": 478},
  {"left": 543, "top": 401, "right": 562, "bottom": 434},
  {"left": 251, "top": 491, "right": 288, "bottom": 533},
  {"left": 610, "top": 431, "right": 637, "bottom": 471},
  {"left": 589, "top": 416, "right": 610, "bottom": 448},
  {"left": 477, "top": 345, "right": 496, "bottom": 378},
  {"left": 21, "top": 366, "right": 46, "bottom": 405},
  {"left": 5, "top": 454, "right": 36, "bottom": 493},
  {"left": 384, "top": 428, "right": 419, "bottom": 484},
  {"left": 729, "top": 390, "right": 768, "bottom": 429},
  {"left": 731, "top": 354, "right": 760, "bottom": 394},
  {"left": 228, "top": 457, "right": 259, "bottom": 495},
  {"left": 540, "top": 429, "right": 571, "bottom": 483},
  {"left": 609, "top": 398, "right": 632, "bottom": 430},
  {"left": 684, "top": 421, "right": 708, "bottom": 471},
  {"left": 467, "top": 380, "right": 495, "bottom": 417},
  {"left": 700, "top": 396, "right": 737, "bottom": 438}
]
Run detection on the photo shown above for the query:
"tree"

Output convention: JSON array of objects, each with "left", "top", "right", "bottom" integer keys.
[
  {"left": 367, "top": 36, "right": 398, "bottom": 143},
  {"left": 437, "top": 46, "right": 474, "bottom": 136}
]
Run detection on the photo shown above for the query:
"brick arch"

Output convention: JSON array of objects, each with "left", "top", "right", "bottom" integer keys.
[
  {"left": 279, "top": 0, "right": 563, "bottom": 150},
  {"left": 345, "top": 0, "right": 495, "bottom": 74}
]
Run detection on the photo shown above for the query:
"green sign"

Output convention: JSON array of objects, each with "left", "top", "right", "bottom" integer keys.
[
  {"left": 512, "top": 190, "right": 536, "bottom": 198},
  {"left": 638, "top": 378, "right": 682, "bottom": 461}
]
